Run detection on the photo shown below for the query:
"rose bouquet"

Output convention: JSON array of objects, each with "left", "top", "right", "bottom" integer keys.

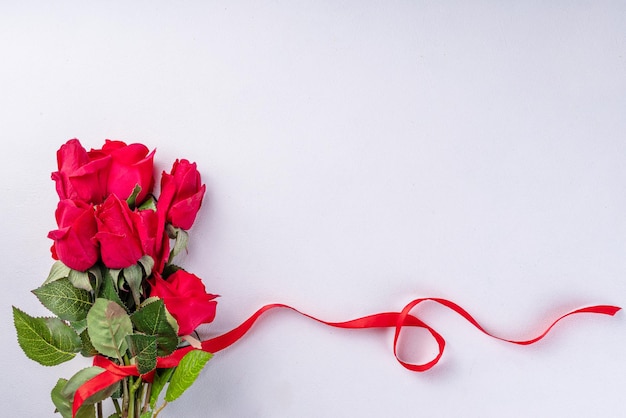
[{"left": 13, "top": 139, "right": 215, "bottom": 418}]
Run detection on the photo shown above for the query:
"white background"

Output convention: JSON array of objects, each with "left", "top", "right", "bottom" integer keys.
[{"left": 1, "top": 2, "right": 625, "bottom": 417}]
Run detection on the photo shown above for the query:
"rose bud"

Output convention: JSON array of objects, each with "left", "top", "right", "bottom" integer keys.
[
  {"left": 89, "top": 140, "right": 155, "bottom": 205},
  {"left": 47, "top": 199, "right": 99, "bottom": 271},
  {"left": 157, "top": 159, "right": 206, "bottom": 230},
  {"left": 149, "top": 271, "right": 218, "bottom": 336},
  {"left": 135, "top": 208, "right": 170, "bottom": 274},
  {"left": 51, "top": 139, "right": 111, "bottom": 204},
  {"left": 94, "top": 194, "right": 144, "bottom": 269}
]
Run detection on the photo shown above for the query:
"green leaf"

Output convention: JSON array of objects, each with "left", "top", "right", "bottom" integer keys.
[
  {"left": 140, "top": 298, "right": 179, "bottom": 335},
  {"left": 80, "top": 329, "right": 98, "bottom": 357},
  {"left": 98, "top": 270, "right": 126, "bottom": 311},
  {"left": 165, "top": 350, "right": 212, "bottom": 402},
  {"left": 71, "top": 318, "right": 88, "bottom": 334},
  {"left": 138, "top": 255, "right": 155, "bottom": 277},
  {"left": 108, "top": 268, "right": 122, "bottom": 287},
  {"left": 44, "top": 261, "right": 71, "bottom": 285},
  {"left": 126, "top": 183, "right": 142, "bottom": 207},
  {"left": 13, "top": 307, "right": 81, "bottom": 366},
  {"left": 168, "top": 227, "right": 188, "bottom": 263},
  {"left": 87, "top": 299, "right": 133, "bottom": 360},
  {"left": 62, "top": 366, "right": 118, "bottom": 405},
  {"left": 140, "top": 411, "right": 153, "bottom": 418},
  {"left": 131, "top": 299, "right": 179, "bottom": 356},
  {"left": 69, "top": 268, "right": 92, "bottom": 292},
  {"left": 137, "top": 196, "right": 157, "bottom": 211},
  {"left": 140, "top": 296, "right": 159, "bottom": 307},
  {"left": 88, "top": 265, "right": 103, "bottom": 295},
  {"left": 75, "top": 403, "right": 96, "bottom": 418},
  {"left": 126, "top": 334, "right": 157, "bottom": 374},
  {"left": 51, "top": 378, "right": 71, "bottom": 418},
  {"left": 149, "top": 367, "right": 175, "bottom": 409},
  {"left": 122, "top": 263, "right": 144, "bottom": 308},
  {"left": 136, "top": 296, "right": 178, "bottom": 335},
  {"left": 51, "top": 378, "right": 96, "bottom": 418},
  {"left": 32, "top": 278, "right": 92, "bottom": 322},
  {"left": 111, "top": 382, "right": 122, "bottom": 399},
  {"left": 163, "top": 307, "right": 179, "bottom": 336},
  {"left": 61, "top": 367, "right": 103, "bottom": 398}
]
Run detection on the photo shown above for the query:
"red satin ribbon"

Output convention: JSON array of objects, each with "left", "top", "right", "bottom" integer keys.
[{"left": 73, "top": 298, "right": 621, "bottom": 416}]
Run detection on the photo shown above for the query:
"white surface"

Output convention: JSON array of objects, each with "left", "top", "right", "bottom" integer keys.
[{"left": 1, "top": 2, "right": 625, "bottom": 417}]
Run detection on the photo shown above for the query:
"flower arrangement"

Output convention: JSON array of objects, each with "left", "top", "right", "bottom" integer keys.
[
  {"left": 13, "top": 139, "right": 621, "bottom": 418},
  {"left": 14, "top": 139, "right": 215, "bottom": 418}
]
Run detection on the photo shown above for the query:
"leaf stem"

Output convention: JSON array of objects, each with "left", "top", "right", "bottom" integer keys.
[
  {"left": 112, "top": 398, "right": 122, "bottom": 415},
  {"left": 141, "top": 382, "right": 152, "bottom": 413},
  {"left": 128, "top": 376, "right": 136, "bottom": 418},
  {"left": 121, "top": 377, "right": 130, "bottom": 418},
  {"left": 131, "top": 376, "right": 143, "bottom": 392},
  {"left": 153, "top": 401, "right": 168, "bottom": 418}
]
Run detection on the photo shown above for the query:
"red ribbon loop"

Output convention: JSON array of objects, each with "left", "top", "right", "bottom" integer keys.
[{"left": 73, "top": 299, "right": 621, "bottom": 417}]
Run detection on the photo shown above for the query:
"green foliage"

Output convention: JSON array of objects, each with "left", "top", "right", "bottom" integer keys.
[
  {"left": 131, "top": 299, "right": 179, "bottom": 356},
  {"left": 13, "top": 307, "right": 81, "bottom": 366},
  {"left": 167, "top": 226, "right": 188, "bottom": 263},
  {"left": 126, "top": 334, "right": 157, "bottom": 374},
  {"left": 62, "top": 367, "right": 103, "bottom": 400},
  {"left": 43, "top": 261, "right": 71, "bottom": 285},
  {"left": 137, "top": 195, "right": 157, "bottom": 211},
  {"left": 68, "top": 269, "right": 92, "bottom": 292},
  {"left": 126, "top": 184, "right": 142, "bottom": 207},
  {"left": 86, "top": 299, "right": 133, "bottom": 360},
  {"left": 51, "top": 378, "right": 72, "bottom": 418},
  {"left": 32, "top": 278, "right": 93, "bottom": 322},
  {"left": 63, "top": 366, "right": 119, "bottom": 405},
  {"left": 51, "top": 368, "right": 119, "bottom": 418},
  {"left": 137, "top": 255, "right": 154, "bottom": 278},
  {"left": 51, "top": 378, "right": 95, "bottom": 418},
  {"left": 98, "top": 269, "right": 126, "bottom": 310},
  {"left": 165, "top": 350, "right": 212, "bottom": 402},
  {"left": 71, "top": 319, "right": 88, "bottom": 334},
  {"left": 80, "top": 329, "right": 98, "bottom": 357},
  {"left": 88, "top": 265, "right": 103, "bottom": 295},
  {"left": 123, "top": 263, "right": 144, "bottom": 308},
  {"left": 149, "top": 367, "right": 175, "bottom": 409}
]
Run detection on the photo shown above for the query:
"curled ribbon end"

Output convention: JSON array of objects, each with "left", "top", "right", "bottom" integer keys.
[{"left": 579, "top": 305, "right": 622, "bottom": 316}]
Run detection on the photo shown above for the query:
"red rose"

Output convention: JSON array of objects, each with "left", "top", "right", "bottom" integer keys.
[
  {"left": 157, "top": 159, "right": 206, "bottom": 230},
  {"left": 47, "top": 199, "right": 99, "bottom": 271},
  {"left": 135, "top": 208, "right": 170, "bottom": 274},
  {"left": 94, "top": 194, "right": 144, "bottom": 268},
  {"left": 149, "top": 271, "right": 218, "bottom": 336},
  {"left": 51, "top": 139, "right": 111, "bottom": 204},
  {"left": 89, "top": 140, "right": 155, "bottom": 205}
]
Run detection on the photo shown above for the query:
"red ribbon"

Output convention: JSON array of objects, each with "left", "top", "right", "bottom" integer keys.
[{"left": 73, "top": 298, "right": 621, "bottom": 416}]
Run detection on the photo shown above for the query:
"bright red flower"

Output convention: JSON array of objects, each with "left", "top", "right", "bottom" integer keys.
[
  {"left": 94, "top": 194, "right": 144, "bottom": 269},
  {"left": 47, "top": 199, "right": 99, "bottom": 271},
  {"left": 89, "top": 140, "right": 155, "bottom": 205},
  {"left": 51, "top": 139, "right": 111, "bottom": 204},
  {"left": 149, "top": 271, "right": 218, "bottom": 336},
  {"left": 157, "top": 159, "right": 206, "bottom": 230},
  {"left": 135, "top": 208, "right": 170, "bottom": 274}
]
